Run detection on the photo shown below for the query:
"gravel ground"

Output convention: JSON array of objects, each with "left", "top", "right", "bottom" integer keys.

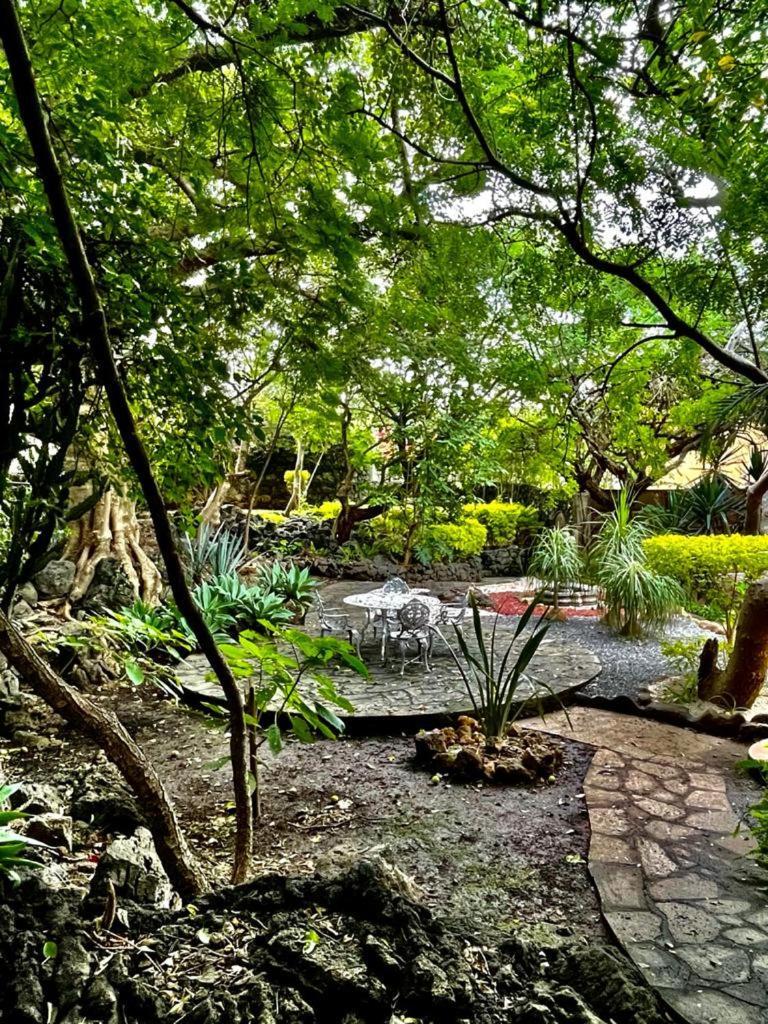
[{"left": 539, "top": 615, "right": 712, "bottom": 702}]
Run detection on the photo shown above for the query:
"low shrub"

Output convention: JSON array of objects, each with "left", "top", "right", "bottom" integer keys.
[
  {"left": 254, "top": 510, "right": 286, "bottom": 525},
  {"left": 462, "top": 501, "right": 540, "bottom": 546},
  {"left": 658, "top": 638, "right": 704, "bottom": 704},
  {"left": 303, "top": 501, "right": 341, "bottom": 521},
  {"left": 366, "top": 507, "right": 488, "bottom": 564},
  {"left": 643, "top": 535, "right": 768, "bottom": 599},
  {"left": 418, "top": 518, "right": 488, "bottom": 563},
  {"left": 741, "top": 761, "right": 768, "bottom": 870}
]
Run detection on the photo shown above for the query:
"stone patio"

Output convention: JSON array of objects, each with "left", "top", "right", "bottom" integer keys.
[
  {"left": 532, "top": 709, "right": 767, "bottom": 1024},
  {"left": 174, "top": 580, "right": 601, "bottom": 727}
]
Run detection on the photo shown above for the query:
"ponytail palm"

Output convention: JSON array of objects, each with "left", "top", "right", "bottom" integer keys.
[
  {"left": 593, "top": 491, "right": 683, "bottom": 637},
  {"left": 530, "top": 527, "right": 583, "bottom": 611}
]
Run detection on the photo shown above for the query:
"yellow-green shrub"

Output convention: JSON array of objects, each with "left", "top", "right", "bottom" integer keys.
[
  {"left": 255, "top": 510, "right": 286, "bottom": 525},
  {"left": 422, "top": 518, "right": 488, "bottom": 561},
  {"left": 643, "top": 535, "right": 768, "bottom": 597},
  {"left": 461, "top": 501, "right": 540, "bottom": 546},
  {"left": 364, "top": 507, "right": 488, "bottom": 563},
  {"left": 302, "top": 500, "right": 341, "bottom": 520}
]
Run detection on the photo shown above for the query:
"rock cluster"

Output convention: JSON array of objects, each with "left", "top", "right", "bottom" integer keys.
[
  {"left": 224, "top": 508, "right": 334, "bottom": 553},
  {"left": 414, "top": 716, "right": 563, "bottom": 783},
  {"left": 8, "top": 556, "right": 135, "bottom": 622},
  {"left": 0, "top": 857, "right": 671, "bottom": 1024}
]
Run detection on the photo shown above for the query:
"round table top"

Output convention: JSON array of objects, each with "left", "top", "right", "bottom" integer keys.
[{"left": 342, "top": 590, "right": 440, "bottom": 611}]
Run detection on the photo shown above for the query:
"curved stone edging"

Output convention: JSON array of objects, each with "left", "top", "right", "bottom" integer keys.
[{"left": 576, "top": 690, "right": 768, "bottom": 745}]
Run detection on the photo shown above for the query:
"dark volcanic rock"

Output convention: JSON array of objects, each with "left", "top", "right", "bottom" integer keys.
[
  {"left": 0, "top": 857, "right": 673, "bottom": 1024},
  {"left": 70, "top": 771, "right": 144, "bottom": 834},
  {"left": 33, "top": 558, "right": 76, "bottom": 599},
  {"left": 87, "top": 828, "right": 173, "bottom": 908},
  {"left": 79, "top": 558, "right": 136, "bottom": 612}
]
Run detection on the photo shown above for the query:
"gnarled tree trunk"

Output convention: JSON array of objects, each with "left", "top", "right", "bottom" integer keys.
[
  {"left": 744, "top": 465, "right": 768, "bottom": 535},
  {"left": 698, "top": 576, "right": 768, "bottom": 707},
  {"left": 0, "top": 608, "right": 207, "bottom": 900},
  {"left": 283, "top": 438, "right": 305, "bottom": 514},
  {"left": 64, "top": 487, "right": 162, "bottom": 604},
  {"left": 200, "top": 442, "right": 248, "bottom": 529}
]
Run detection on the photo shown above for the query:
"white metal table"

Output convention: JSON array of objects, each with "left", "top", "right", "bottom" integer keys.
[{"left": 342, "top": 589, "right": 441, "bottom": 663}]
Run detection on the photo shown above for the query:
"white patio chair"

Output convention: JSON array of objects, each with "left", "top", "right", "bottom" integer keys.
[
  {"left": 388, "top": 598, "right": 434, "bottom": 675},
  {"left": 312, "top": 594, "right": 362, "bottom": 658}
]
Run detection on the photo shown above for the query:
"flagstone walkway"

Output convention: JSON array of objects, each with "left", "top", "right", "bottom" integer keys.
[{"left": 531, "top": 709, "right": 767, "bottom": 1024}]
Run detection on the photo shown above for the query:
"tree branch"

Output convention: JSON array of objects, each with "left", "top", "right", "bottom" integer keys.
[{"left": 0, "top": 0, "right": 254, "bottom": 882}]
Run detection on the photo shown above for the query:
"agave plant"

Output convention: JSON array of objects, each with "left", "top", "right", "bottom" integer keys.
[
  {"left": 0, "top": 783, "right": 45, "bottom": 882},
  {"left": 107, "top": 601, "right": 192, "bottom": 661},
  {"left": 240, "top": 586, "right": 293, "bottom": 630},
  {"left": 529, "top": 526, "right": 583, "bottom": 611},
  {"left": 173, "top": 581, "right": 238, "bottom": 645},
  {"left": 441, "top": 597, "right": 553, "bottom": 745},
  {"left": 257, "top": 562, "right": 317, "bottom": 619},
  {"left": 181, "top": 524, "right": 246, "bottom": 581},
  {"left": 592, "top": 490, "right": 683, "bottom": 637},
  {"left": 209, "top": 572, "right": 251, "bottom": 606},
  {"left": 683, "top": 475, "right": 742, "bottom": 535}
]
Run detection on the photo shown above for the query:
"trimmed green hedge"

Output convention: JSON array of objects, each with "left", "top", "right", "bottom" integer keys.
[
  {"left": 643, "top": 535, "right": 768, "bottom": 597},
  {"left": 424, "top": 518, "right": 488, "bottom": 561},
  {"left": 461, "top": 501, "right": 540, "bottom": 546}
]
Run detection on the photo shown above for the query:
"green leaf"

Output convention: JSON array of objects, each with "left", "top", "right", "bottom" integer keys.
[
  {"left": 289, "top": 716, "right": 315, "bottom": 743},
  {"left": 124, "top": 659, "right": 144, "bottom": 686},
  {"left": 266, "top": 723, "right": 283, "bottom": 753}
]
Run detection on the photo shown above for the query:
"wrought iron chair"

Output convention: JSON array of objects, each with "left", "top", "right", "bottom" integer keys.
[
  {"left": 435, "top": 591, "right": 469, "bottom": 633},
  {"left": 381, "top": 577, "right": 410, "bottom": 594},
  {"left": 388, "top": 598, "right": 434, "bottom": 675},
  {"left": 312, "top": 594, "right": 362, "bottom": 658}
]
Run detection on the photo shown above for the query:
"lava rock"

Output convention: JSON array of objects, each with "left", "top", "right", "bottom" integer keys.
[
  {"left": 0, "top": 656, "right": 20, "bottom": 705},
  {"left": 12, "top": 729, "right": 62, "bottom": 750},
  {"left": 71, "top": 774, "right": 144, "bottom": 834},
  {"left": 16, "top": 582, "right": 38, "bottom": 606},
  {"left": 34, "top": 558, "right": 76, "bottom": 598},
  {"left": 88, "top": 828, "right": 173, "bottom": 908},
  {"left": 0, "top": 855, "right": 672, "bottom": 1024},
  {"left": 79, "top": 558, "right": 136, "bottom": 612},
  {"left": 414, "top": 716, "right": 563, "bottom": 784},
  {"left": 25, "top": 813, "right": 74, "bottom": 852},
  {"left": 11, "top": 599, "right": 35, "bottom": 620},
  {"left": 10, "top": 782, "right": 67, "bottom": 816}
]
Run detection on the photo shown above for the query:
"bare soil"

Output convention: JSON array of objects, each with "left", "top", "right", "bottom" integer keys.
[{"left": 1, "top": 679, "right": 605, "bottom": 943}]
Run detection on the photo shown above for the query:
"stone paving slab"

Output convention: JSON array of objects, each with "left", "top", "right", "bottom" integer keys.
[
  {"left": 535, "top": 710, "right": 767, "bottom": 1024},
  {"left": 530, "top": 707, "right": 749, "bottom": 771}
]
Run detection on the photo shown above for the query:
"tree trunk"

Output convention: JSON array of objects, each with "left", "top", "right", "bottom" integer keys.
[
  {"left": 0, "top": 608, "right": 207, "bottom": 899},
  {"left": 744, "top": 466, "right": 768, "bottom": 535},
  {"left": 334, "top": 504, "right": 387, "bottom": 545},
  {"left": 0, "top": 1, "right": 253, "bottom": 882},
  {"left": 697, "top": 576, "right": 768, "bottom": 707},
  {"left": 200, "top": 442, "right": 247, "bottom": 529},
  {"left": 64, "top": 487, "right": 162, "bottom": 604},
  {"left": 283, "top": 438, "right": 305, "bottom": 514}
]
